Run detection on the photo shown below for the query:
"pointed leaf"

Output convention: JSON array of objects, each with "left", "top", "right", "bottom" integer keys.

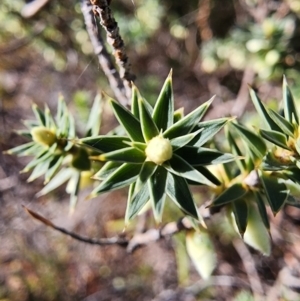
[
  {"left": 283, "top": 76, "right": 299, "bottom": 125},
  {"left": 173, "top": 108, "right": 184, "bottom": 123},
  {"left": 231, "top": 122, "right": 267, "bottom": 159},
  {"left": 260, "top": 129, "right": 290, "bottom": 150},
  {"left": 44, "top": 105, "right": 56, "bottom": 130},
  {"left": 131, "top": 84, "right": 141, "bottom": 118},
  {"left": 268, "top": 109, "right": 295, "bottom": 137},
  {"left": 163, "top": 97, "right": 214, "bottom": 139},
  {"left": 110, "top": 99, "right": 144, "bottom": 142},
  {"left": 136, "top": 161, "right": 157, "bottom": 189},
  {"left": 152, "top": 71, "right": 174, "bottom": 131},
  {"left": 32, "top": 104, "right": 46, "bottom": 126},
  {"left": 249, "top": 88, "right": 282, "bottom": 132},
  {"left": 91, "top": 163, "right": 142, "bottom": 195},
  {"left": 166, "top": 154, "right": 214, "bottom": 186},
  {"left": 189, "top": 166, "right": 221, "bottom": 186},
  {"left": 166, "top": 172, "right": 198, "bottom": 218},
  {"left": 81, "top": 136, "right": 131, "bottom": 153},
  {"left": 67, "top": 172, "right": 81, "bottom": 211},
  {"left": 27, "top": 159, "right": 51, "bottom": 182},
  {"left": 5, "top": 141, "right": 36, "bottom": 156},
  {"left": 93, "top": 161, "right": 121, "bottom": 180},
  {"left": 126, "top": 183, "right": 150, "bottom": 221},
  {"left": 253, "top": 191, "right": 270, "bottom": 230},
  {"left": 194, "top": 118, "right": 229, "bottom": 147},
  {"left": 44, "top": 155, "right": 64, "bottom": 183},
  {"left": 36, "top": 167, "right": 73, "bottom": 197},
  {"left": 99, "top": 147, "right": 145, "bottom": 163},
  {"left": 186, "top": 229, "right": 216, "bottom": 279},
  {"left": 170, "top": 129, "right": 202, "bottom": 151},
  {"left": 138, "top": 99, "right": 159, "bottom": 142},
  {"left": 211, "top": 183, "right": 248, "bottom": 207},
  {"left": 85, "top": 93, "right": 102, "bottom": 137},
  {"left": 148, "top": 166, "right": 168, "bottom": 222},
  {"left": 175, "top": 146, "right": 236, "bottom": 166},
  {"left": 259, "top": 171, "right": 289, "bottom": 215},
  {"left": 232, "top": 199, "right": 248, "bottom": 236}
]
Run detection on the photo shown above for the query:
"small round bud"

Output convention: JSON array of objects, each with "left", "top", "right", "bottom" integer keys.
[
  {"left": 145, "top": 134, "right": 172, "bottom": 165},
  {"left": 31, "top": 126, "right": 57, "bottom": 147}
]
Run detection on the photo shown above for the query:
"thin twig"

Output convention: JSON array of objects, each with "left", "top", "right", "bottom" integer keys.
[
  {"left": 233, "top": 238, "right": 265, "bottom": 301},
  {"left": 81, "top": 0, "right": 129, "bottom": 106},
  {"left": 90, "top": 0, "right": 135, "bottom": 99}
]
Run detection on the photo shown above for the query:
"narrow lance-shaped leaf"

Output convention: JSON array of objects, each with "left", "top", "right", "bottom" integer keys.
[
  {"left": 27, "top": 159, "right": 51, "bottom": 182},
  {"left": 186, "top": 229, "right": 217, "bottom": 279},
  {"left": 170, "top": 129, "right": 202, "bottom": 151},
  {"left": 230, "top": 122, "right": 267, "bottom": 159},
  {"left": 36, "top": 168, "right": 73, "bottom": 197},
  {"left": 93, "top": 161, "right": 121, "bottom": 180},
  {"left": 249, "top": 88, "right": 282, "bottom": 132},
  {"left": 210, "top": 183, "right": 248, "bottom": 207},
  {"left": 85, "top": 93, "right": 102, "bottom": 137},
  {"left": 98, "top": 147, "right": 145, "bottom": 163},
  {"left": 148, "top": 166, "right": 168, "bottom": 222},
  {"left": 163, "top": 97, "right": 214, "bottom": 140},
  {"left": 5, "top": 141, "right": 36, "bottom": 156},
  {"left": 253, "top": 191, "right": 270, "bottom": 230},
  {"left": 194, "top": 118, "right": 229, "bottom": 147},
  {"left": 152, "top": 70, "right": 174, "bottom": 131},
  {"left": 135, "top": 161, "right": 157, "bottom": 190},
  {"left": 44, "top": 105, "right": 56, "bottom": 130},
  {"left": 138, "top": 99, "right": 159, "bottom": 142},
  {"left": 268, "top": 109, "right": 295, "bottom": 137},
  {"left": 259, "top": 129, "right": 290, "bottom": 150},
  {"left": 126, "top": 183, "right": 150, "bottom": 222},
  {"left": 259, "top": 170, "right": 289, "bottom": 215},
  {"left": 81, "top": 135, "right": 131, "bottom": 153},
  {"left": 166, "top": 172, "right": 198, "bottom": 218},
  {"left": 32, "top": 104, "right": 46, "bottom": 126},
  {"left": 110, "top": 99, "right": 144, "bottom": 142},
  {"left": 67, "top": 171, "right": 81, "bottom": 212},
  {"left": 166, "top": 154, "right": 214, "bottom": 186},
  {"left": 232, "top": 199, "right": 248, "bottom": 237},
  {"left": 44, "top": 155, "right": 64, "bottom": 183},
  {"left": 283, "top": 76, "right": 299, "bottom": 125},
  {"left": 131, "top": 84, "right": 141, "bottom": 118},
  {"left": 91, "top": 163, "right": 142, "bottom": 195}
]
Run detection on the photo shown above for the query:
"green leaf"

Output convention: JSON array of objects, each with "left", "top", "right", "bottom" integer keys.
[
  {"left": 91, "top": 163, "right": 142, "bottom": 195},
  {"left": 152, "top": 71, "right": 174, "bottom": 131},
  {"left": 32, "top": 104, "right": 46, "bottom": 126},
  {"left": 283, "top": 76, "right": 299, "bottom": 125},
  {"left": 268, "top": 109, "right": 295, "bottom": 137},
  {"left": 27, "top": 158, "right": 51, "bottom": 182},
  {"left": 170, "top": 129, "right": 202, "bottom": 151},
  {"left": 81, "top": 136, "right": 131, "bottom": 153},
  {"left": 99, "top": 147, "right": 145, "bottom": 163},
  {"left": 166, "top": 154, "right": 214, "bottom": 186},
  {"left": 249, "top": 88, "right": 282, "bottom": 132},
  {"left": 190, "top": 166, "right": 221, "bottom": 186},
  {"left": 36, "top": 167, "right": 73, "bottom": 197},
  {"left": 131, "top": 84, "right": 141, "bottom": 118},
  {"left": 138, "top": 99, "right": 159, "bottom": 142},
  {"left": 85, "top": 93, "right": 102, "bottom": 137},
  {"left": 68, "top": 114, "right": 76, "bottom": 138},
  {"left": 126, "top": 182, "right": 150, "bottom": 221},
  {"left": 226, "top": 129, "right": 247, "bottom": 173},
  {"left": 253, "top": 191, "right": 270, "bottom": 230},
  {"left": 175, "top": 146, "right": 236, "bottom": 166},
  {"left": 44, "top": 155, "right": 64, "bottom": 183},
  {"left": 44, "top": 105, "right": 56, "bottom": 129},
  {"left": 211, "top": 183, "right": 248, "bottom": 207},
  {"left": 231, "top": 122, "right": 267, "bottom": 160},
  {"left": 173, "top": 108, "right": 184, "bottom": 123},
  {"left": 66, "top": 171, "right": 81, "bottom": 211},
  {"left": 186, "top": 229, "right": 216, "bottom": 279},
  {"left": 5, "top": 141, "right": 36, "bottom": 156},
  {"left": 194, "top": 118, "right": 229, "bottom": 147},
  {"left": 135, "top": 161, "right": 157, "bottom": 189},
  {"left": 163, "top": 97, "right": 214, "bottom": 140},
  {"left": 93, "top": 161, "right": 121, "bottom": 180},
  {"left": 232, "top": 199, "right": 248, "bottom": 236},
  {"left": 110, "top": 99, "right": 144, "bottom": 142},
  {"left": 166, "top": 172, "right": 198, "bottom": 218},
  {"left": 259, "top": 171, "right": 289, "bottom": 215},
  {"left": 148, "top": 166, "right": 168, "bottom": 222},
  {"left": 260, "top": 129, "right": 290, "bottom": 150}
]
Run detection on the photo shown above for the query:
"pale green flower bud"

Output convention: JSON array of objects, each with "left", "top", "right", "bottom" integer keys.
[
  {"left": 31, "top": 126, "right": 57, "bottom": 147},
  {"left": 145, "top": 134, "right": 172, "bottom": 165}
]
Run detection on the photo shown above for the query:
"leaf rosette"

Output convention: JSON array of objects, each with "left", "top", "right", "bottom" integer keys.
[{"left": 82, "top": 72, "right": 235, "bottom": 222}]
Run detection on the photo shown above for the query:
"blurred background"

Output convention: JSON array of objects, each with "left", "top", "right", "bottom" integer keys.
[{"left": 1, "top": 0, "right": 300, "bottom": 300}]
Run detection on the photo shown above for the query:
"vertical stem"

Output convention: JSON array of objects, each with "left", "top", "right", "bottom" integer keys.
[{"left": 81, "top": 0, "right": 129, "bottom": 106}]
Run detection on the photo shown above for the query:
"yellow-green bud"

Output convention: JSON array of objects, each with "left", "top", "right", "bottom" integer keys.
[
  {"left": 31, "top": 126, "right": 57, "bottom": 147},
  {"left": 145, "top": 134, "right": 172, "bottom": 165}
]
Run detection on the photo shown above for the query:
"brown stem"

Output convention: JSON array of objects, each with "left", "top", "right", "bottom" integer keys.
[{"left": 81, "top": 0, "right": 129, "bottom": 106}]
